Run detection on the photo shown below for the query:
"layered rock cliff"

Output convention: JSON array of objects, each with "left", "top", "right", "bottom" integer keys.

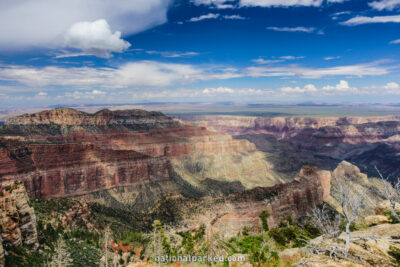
[
  {"left": 178, "top": 115, "right": 400, "bottom": 140},
  {"left": 0, "top": 108, "right": 276, "bottom": 210},
  {"left": 178, "top": 115, "right": 400, "bottom": 179},
  {"left": 0, "top": 183, "right": 39, "bottom": 266},
  {"left": 179, "top": 166, "right": 331, "bottom": 236}
]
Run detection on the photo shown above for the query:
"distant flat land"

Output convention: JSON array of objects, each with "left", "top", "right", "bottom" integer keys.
[
  {"left": 162, "top": 104, "right": 400, "bottom": 117},
  {"left": 1, "top": 103, "right": 400, "bottom": 122}
]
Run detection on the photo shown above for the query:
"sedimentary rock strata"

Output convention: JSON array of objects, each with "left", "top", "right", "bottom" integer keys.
[
  {"left": 0, "top": 184, "right": 39, "bottom": 263},
  {"left": 0, "top": 108, "right": 260, "bottom": 204}
]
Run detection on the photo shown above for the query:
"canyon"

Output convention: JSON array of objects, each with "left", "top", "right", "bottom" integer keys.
[
  {"left": 0, "top": 108, "right": 397, "bottom": 214},
  {"left": 178, "top": 115, "right": 400, "bottom": 179},
  {"left": 0, "top": 108, "right": 296, "bottom": 222},
  {"left": 0, "top": 107, "right": 398, "bottom": 266}
]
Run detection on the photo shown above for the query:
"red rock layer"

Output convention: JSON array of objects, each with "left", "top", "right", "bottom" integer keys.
[
  {"left": 185, "top": 167, "right": 331, "bottom": 236},
  {"left": 0, "top": 108, "right": 255, "bottom": 198},
  {"left": 0, "top": 142, "right": 174, "bottom": 198}
]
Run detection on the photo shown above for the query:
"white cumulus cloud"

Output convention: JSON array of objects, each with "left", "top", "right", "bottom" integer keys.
[
  {"left": 0, "top": 0, "right": 171, "bottom": 49},
  {"left": 322, "top": 80, "right": 356, "bottom": 92},
  {"left": 281, "top": 80, "right": 357, "bottom": 95},
  {"left": 390, "top": 39, "right": 400, "bottom": 44},
  {"left": 62, "top": 19, "right": 131, "bottom": 58},
  {"left": 203, "top": 87, "right": 235, "bottom": 94},
  {"left": 281, "top": 84, "right": 317, "bottom": 93},
  {"left": 384, "top": 82, "right": 400, "bottom": 89},
  {"left": 369, "top": 0, "right": 400, "bottom": 10}
]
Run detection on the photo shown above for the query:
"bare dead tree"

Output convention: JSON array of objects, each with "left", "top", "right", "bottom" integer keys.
[
  {"left": 52, "top": 236, "right": 70, "bottom": 267},
  {"left": 103, "top": 226, "right": 111, "bottom": 267},
  {"left": 375, "top": 166, "right": 400, "bottom": 222},
  {"left": 334, "top": 176, "right": 365, "bottom": 253},
  {"left": 311, "top": 203, "right": 342, "bottom": 238}
]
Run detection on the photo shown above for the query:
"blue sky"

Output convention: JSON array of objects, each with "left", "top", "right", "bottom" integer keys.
[{"left": 0, "top": 0, "right": 400, "bottom": 106}]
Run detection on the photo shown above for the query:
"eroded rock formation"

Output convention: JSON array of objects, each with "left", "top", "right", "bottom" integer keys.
[
  {"left": 178, "top": 115, "right": 400, "bottom": 142},
  {"left": 179, "top": 115, "right": 400, "bottom": 179},
  {"left": 0, "top": 108, "right": 266, "bottom": 209},
  {"left": 182, "top": 166, "right": 331, "bottom": 236},
  {"left": 0, "top": 183, "right": 39, "bottom": 266}
]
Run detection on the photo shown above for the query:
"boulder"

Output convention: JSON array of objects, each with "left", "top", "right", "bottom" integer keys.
[
  {"left": 365, "top": 215, "right": 390, "bottom": 226},
  {"left": 377, "top": 200, "right": 400, "bottom": 213}
]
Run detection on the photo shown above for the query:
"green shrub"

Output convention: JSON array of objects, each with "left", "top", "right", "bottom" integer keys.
[
  {"left": 259, "top": 209, "right": 270, "bottom": 231},
  {"left": 303, "top": 223, "right": 321, "bottom": 239},
  {"left": 268, "top": 228, "right": 288, "bottom": 247},
  {"left": 339, "top": 221, "right": 358, "bottom": 232},
  {"left": 224, "top": 234, "right": 280, "bottom": 266},
  {"left": 14, "top": 180, "right": 23, "bottom": 185},
  {"left": 242, "top": 226, "right": 252, "bottom": 236},
  {"left": 389, "top": 246, "right": 400, "bottom": 264},
  {"left": 268, "top": 218, "right": 313, "bottom": 248},
  {"left": 384, "top": 210, "right": 400, "bottom": 224},
  {"left": 286, "top": 215, "right": 294, "bottom": 225},
  {"left": 5, "top": 245, "right": 44, "bottom": 267},
  {"left": 65, "top": 239, "right": 101, "bottom": 267},
  {"left": 278, "top": 220, "right": 288, "bottom": 228}
]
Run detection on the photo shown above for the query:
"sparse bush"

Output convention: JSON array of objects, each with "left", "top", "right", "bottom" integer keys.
[
  {"left": 389, "top": 246, "right": 400, "bottom": 264},
  {"left": 13, "top": 180, "right": 23, "bottom": 185},
  {"left": 259, "top": 209, "right": 270, "bottom": 231},
  {"left": 242, "top": 226, "right": 252, "bottom": 236},
  {"left": 224, "top": 234, "right": 280, "bottom": 267},
  {"left": 384, "top": 210, "right": 400, "bottom": 224},
  {"left": 303, "top": 223, "right": 321, "bottom": 238},
  {"left": 5, "top": 245, "right": 44, "bottom": 267},
  {"left": 183, "top": 153, "right": 207, "bottom": 173},
  {"left": 268, "top": 218, "right": 313, "bottom": 248},
  {"left": 339, "top": 221, "right": 358, "bottom": 232}
]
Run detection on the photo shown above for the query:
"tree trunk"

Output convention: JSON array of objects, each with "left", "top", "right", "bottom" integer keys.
[{"left": 345, "top": 222, "right": 350, "bottom": 253}]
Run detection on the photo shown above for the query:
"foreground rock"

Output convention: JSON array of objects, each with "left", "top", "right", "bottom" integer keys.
[
  {"left": 365, "top": 215, "right": 390, "bottom": 226},
  {"left": 181, "top": 165, "right": 331, "bottom": 236},
  {"left": 287, "top": 224, "right": 400, "bottom": 267},
  {"left": 0, "top": 184, "right": 39, "bottom": 267}
]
